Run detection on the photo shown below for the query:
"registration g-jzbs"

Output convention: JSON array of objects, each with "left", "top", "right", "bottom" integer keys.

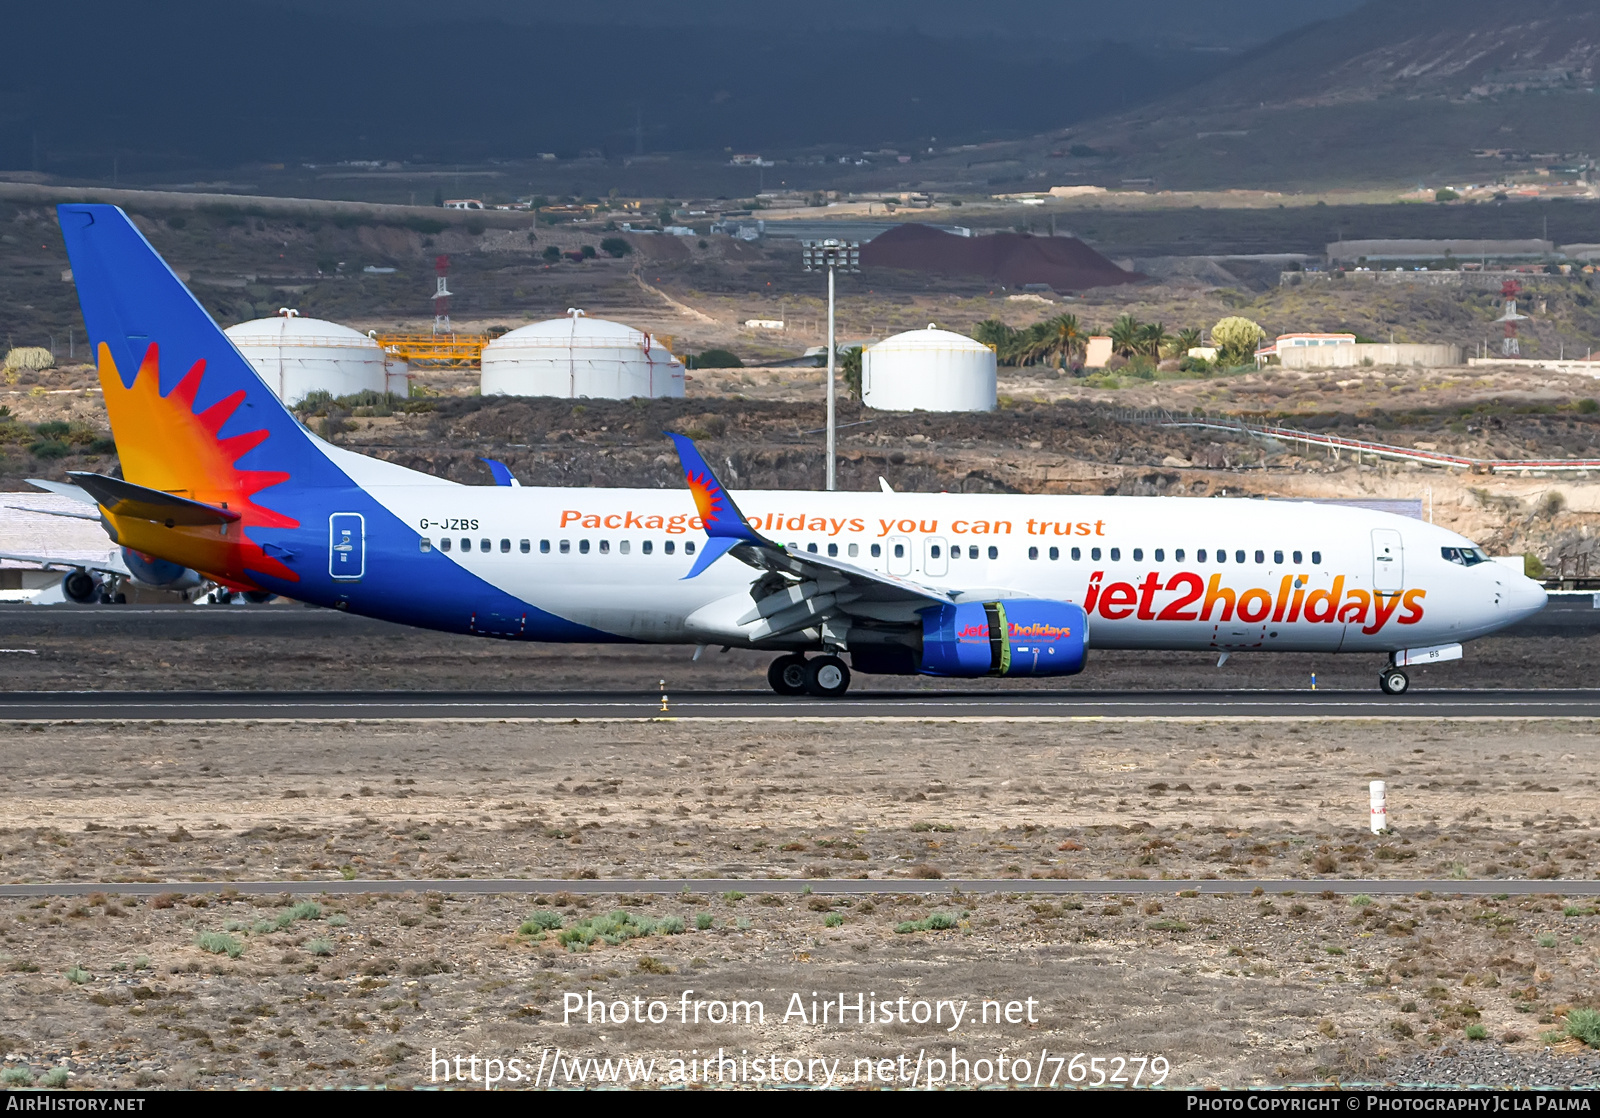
[
  {"left": 1065, "top": 1054, "right": 1168, "bottom": 1087},
  {"left": 419, "top": 518, "right": 480, "bottom": 531}
]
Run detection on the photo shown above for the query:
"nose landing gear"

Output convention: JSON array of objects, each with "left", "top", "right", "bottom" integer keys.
[
  {"left": 766, "top": 654, "right": 852, "bottom": 698},
  {"left": 1378, "top": 667, "right": 1410, "bottom": 695}
]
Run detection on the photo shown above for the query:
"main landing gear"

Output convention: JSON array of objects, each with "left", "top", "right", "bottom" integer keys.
[
  {"left": 1379, "top": 666, "right": 1410, "bottom": 695},
  {"left": 767, "top": 654, "right": 852, "bottom": 698}
]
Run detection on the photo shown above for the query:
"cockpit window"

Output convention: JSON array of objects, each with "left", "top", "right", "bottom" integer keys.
[{"left": 1442, "top": 546, "right": 1490, "bottom": 566}]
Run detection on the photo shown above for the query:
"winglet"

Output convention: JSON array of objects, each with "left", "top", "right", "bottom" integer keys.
[
  {"left": 479, "top": 457, "right": 519, "bottom": 487},
  {"left": 668, "top": 433, "right": 765, "bottom": 578},
  {"left": 668, "top": 433, "right": 762, "bottom": 543}
]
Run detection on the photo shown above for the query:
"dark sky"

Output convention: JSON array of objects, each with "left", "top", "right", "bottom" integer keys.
[{"left": 0, "top": 1, "right": 1368, "bottom": 174}]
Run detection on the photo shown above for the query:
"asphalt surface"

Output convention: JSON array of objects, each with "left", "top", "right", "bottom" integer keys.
[
  {"left": 2, "top": 688, "right": 1600, "bottom": 719},
  {"left": 1, "top": 878, "right": 1596, "bottom": 898}
]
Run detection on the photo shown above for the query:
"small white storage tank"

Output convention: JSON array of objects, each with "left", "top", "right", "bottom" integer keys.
[
  {"left": 225, "top": 310, "right": 402, "bottom": 403},
  {"left": 862, "top": 324, "right": 996, "bottom": 412},
  {"left": 480, "top": 309, "right": 685, "bottom": 399}
]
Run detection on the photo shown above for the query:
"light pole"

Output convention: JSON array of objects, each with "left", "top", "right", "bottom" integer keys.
[{"left": 801, "top": 238, "right": 859, "bottom": 491}]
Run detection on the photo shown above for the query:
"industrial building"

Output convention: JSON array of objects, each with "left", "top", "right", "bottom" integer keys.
[
  {"left": 1257, "top": 333, "right": 1462, "bottom": 369},
  {"left": 479, "top": 309, "right": 685, "bottom": 400},
  {"left": 225, "top": 311, "right": 406, "bottom": 404},
  {"left": 861, "top": 325, "right": 996, "bottom": 413}
]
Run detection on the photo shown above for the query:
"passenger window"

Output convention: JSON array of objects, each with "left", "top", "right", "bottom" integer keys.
[
  {"left": 847, "top": 543, "right": 859, "bottom": 558},
  {"left": 1175, "top": 549, "right": 1185, "bottom": 562},
  {"left": 520, "top": 539, "right": 530, "bottom": 554},
  {"left": 1154, "top": 548, "right": 1164, "bottom": 562},
  {"left": 642, "top": 540, "right": 652, "bottom": 555},
  {"left": 685, "top": 541, "right": 696, "bottom": 555},
  {"left": 579, "top": 540, "right": 590, "bottom": 555},
  {"left": 481, "top": 539, "right": 490, "bottom": 553},
  {"left": 1255, "top": 550, "right": 1265, "bottom": 564},
  {"left": 807, "top": 543, "right": 818, "bottom": 553},
  {"left": 1049, "top": 546, "right": 1059, "bottom": 560},
  {"left": 1235, "top": 550, "right": 1245, "bottom": 564},
  {"left": 1091, "top": 547, "right": 1101, "bottom": 561},
  {"left": 968, "top": 545, "right": 979, "bottom": 559},
  {"left": 987, "top": 545, "right": 998, "bottom": 560},
  {"left": 1216, "top": 549, "right": 1225, "bottom": 563},
  {"left": 1109, "top": 547, "right": 1121, "bottom": 561},
  {"left": 1196, "top": 549, "right": 1205, "bottom": 562},
  {"left": 599, "top": 540, "right": 610, "bottom": 554},
  {"left": 620, "top": 540, "right": 630, "bottom": 555},
  {"left": 827, "top": 542, "right": 838, "bottom": 557},
  {"left": 440, "top": 538, "right": 451, "bottom": 552},
  {"left": 894, "top": 543, "right": 905, "bottom": 559},
  {"left": 1132, "top": 548, "right": 1143, "bottom": 561},
  {"left": 664, "top": 540, "right": 675, "bottom": 555},
  {"left": 1028, "top": 546, "right": 1039, "bottom": 560},
  {"left": 501, "top": 539, "right": 511, "bottom": 553},
  {"left": 1292, "top": 550, "right": 1302, "bottom": 564},
  {"left": 539, "top": 539, "right": 550, "bottom": 554},
  {"left": 419, "top": 537, "right": 432, "bottom": 553},
  {"left": 1071, "top": 547, "right": 1081, "bottom": 560},
  {"left": 559, "top": 540, "right": 570, "bottom": 554},
  {"left": 1311, "top": 550, "right": 1322, "bottom": 565},
  {"left": 930, "top": 544, "right": 942, "bottom": 559},
  {"left": 1273, "top": 549, "right": 1282, "bottom": 564},
  {"left": 871, "top": 543, "right": 882, "bottom": 558},
  {"left": 460, "top": 538, "right": 471, "bottom": 552}
]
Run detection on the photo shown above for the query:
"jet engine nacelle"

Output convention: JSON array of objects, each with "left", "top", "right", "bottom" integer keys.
[
  {"left": 120, "top": 548, "right": 204, "bottom": 591},
  {"left": 61, "top": 569, "right": 100, "bottom": 604},
  {"left": 919, "top": 598, "right": 1088, "bottom": 677}
]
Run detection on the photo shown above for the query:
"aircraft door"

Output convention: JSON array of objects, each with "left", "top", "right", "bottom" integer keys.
[
  {"left": 330, "top": 513, "right": 365, "bottom": 581},
  {"left": 924, "top": 536, "right": 949, "bottom": 577},
  {"left": 887, "top": 535, "right": 912, "bottom": 576},
  {"left": 1371, "top": 528, "right": 1403, "bottom": 594}
]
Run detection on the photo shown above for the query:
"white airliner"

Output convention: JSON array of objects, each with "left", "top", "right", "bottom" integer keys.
[{"left": 54, "top": 203, "right": 1548, "bottom": 697}]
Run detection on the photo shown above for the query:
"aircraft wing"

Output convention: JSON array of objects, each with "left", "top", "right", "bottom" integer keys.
[
  {"left": 668, "top": 435, "right": 1026, "bottom": 643},
  {"left": 0, "top": 550, "right": 130, "bottom": 577}
]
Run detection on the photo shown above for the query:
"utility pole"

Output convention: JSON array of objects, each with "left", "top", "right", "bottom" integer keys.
[{"left": 801, "top": 239, "right": 860, "bottom": 491}]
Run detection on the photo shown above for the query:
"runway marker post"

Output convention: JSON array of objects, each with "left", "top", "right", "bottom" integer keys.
[{"left": 1369, "top": 780, "right": 1388, "bottom": 834}]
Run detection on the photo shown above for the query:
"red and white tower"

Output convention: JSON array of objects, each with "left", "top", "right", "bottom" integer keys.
[
  {"left": 433, "top": 254, "right": 453, "bottom": 335},
  {"left": 1494, "top": 278, "right": 1528, "bottom": 356}
]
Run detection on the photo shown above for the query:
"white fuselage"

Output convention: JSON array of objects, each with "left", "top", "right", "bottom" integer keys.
[{"left": 347, "top": 459, "right": 1547, "bottom": 652}]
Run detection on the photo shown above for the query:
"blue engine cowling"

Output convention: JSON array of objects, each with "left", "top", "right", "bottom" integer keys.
[
  {"left": 919, "top": 599, "right": 1088, "bottom": 677},
  {"left": 121, "top": 548, "right": 203, "bottom": 591}
]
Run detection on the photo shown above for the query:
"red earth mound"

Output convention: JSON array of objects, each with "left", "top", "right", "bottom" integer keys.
[{"left": 861, "top": 223, "right": 1145, "bottom": 292}]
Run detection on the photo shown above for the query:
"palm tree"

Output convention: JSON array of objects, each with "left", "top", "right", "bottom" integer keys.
[
  {"left": 1175, "top": 327, "right": 1203, "bottom": 355},
  {"left": 1138, "top": 321, "right": 1172, "bottom": 360},
  {"left": 1109, "top": 314, "right": 1143, "bottom": 357},
  {"left": 1042, "top": 313, "right": 1084, "bottom": 367}
]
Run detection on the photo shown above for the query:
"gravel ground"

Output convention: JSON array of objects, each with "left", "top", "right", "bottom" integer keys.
[{"left": 0, "top": 717, "right": 1596, "bottom": 1089}]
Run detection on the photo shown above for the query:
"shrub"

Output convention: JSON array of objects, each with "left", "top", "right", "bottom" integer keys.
[
  {"left": 895, "top": 912, "right": 957, "bottom": 934},
  {"left": 542, "top": 245, "right": 561, "bottom": 262},
  {"left": 1350, "top": 894, "right": 1374, "bottom": 907},
  {"left": 196, "top": 932, "right": 243, "bottom": 958},
  {"left": 687, "top": 348, "right": 742, "bottom": 370},
  {"left": 328, "top": 914, "right": 349, "bottom": 927},
  {"left": 306, "top": 939, "right": 334, "bottom": 957},
  {"left": 1464, "top": 1024, "right": 1487, "bottom": 1040},
  {"left": 4, "top": 347, "right": 54, "bottom": 372},
  {"left": 65, "top": 966, "right": 91, "bottom": 984},
  {"left": 40, "top": 1067, "right": 69, "bottom": 1088},
  {"left": 580, "top": 244, "right": 596, "bottom": 259},
  {"left": 599, "top": 236, "right": 632, "bottom": 258},
  {"left": 519, "top": 910, "right": 563, "bottom": 934},
  {"left": 1578, "top": 398, "right": 1599, "bottom": 414},
  {"left": 823, "top": 913, "right": 843, "bottom": 927},
  {"left": 1, "top": 1068, "right": 32, "bottom": 1086},
  {"left": 29, "top": 440, "right": 70, "bottom": 460},
  {"left": 695, "top": 913, "right": 713, "bottom": 931},
  {"left": 658, "top": 916, "right": 686, "bottom": 935},
  {"left": 1537, "top": 933, "right": 1557, "bottom": 947},
  {"left": 722, "top": 891, "right": 745, "bottom": 904},
  {"left": 1566, "top": 1008, "right": 1600, "bottom": 1047}
]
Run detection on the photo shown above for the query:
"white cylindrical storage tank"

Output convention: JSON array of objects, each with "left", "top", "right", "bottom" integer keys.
[
  {"left": 224, "top": 311, "right": 389, "bottom": 404},
  {"left": 861, "top": 324, "right": 996, "bottom": 412},
  {"left": 480, "top": 309, "right": 685, "bottom": 399}
]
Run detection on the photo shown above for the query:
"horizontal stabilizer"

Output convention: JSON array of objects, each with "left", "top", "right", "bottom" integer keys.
[
  {"left": 26, "top": 478, "right": 97, "bottom": 505},
  {"left": 67, "top": 472, "right": 241, "bottom": 527}
]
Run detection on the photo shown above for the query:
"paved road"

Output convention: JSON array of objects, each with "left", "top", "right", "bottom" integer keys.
[
  {"left": 0, "top": 878, "right": 1595, "bottom": 898},
  {"left": 2, "top": 688, "right": 1600, "bottom": 720}
]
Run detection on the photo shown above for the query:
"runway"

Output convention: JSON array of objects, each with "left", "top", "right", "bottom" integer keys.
[
  {"left": 1, "top": 877, "right": 1597, "bottom": 898},
  {"left": 3, "top": 688, "right": 1600, "bottom": 720}
]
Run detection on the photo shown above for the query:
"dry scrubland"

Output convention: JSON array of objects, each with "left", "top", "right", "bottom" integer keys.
[{"left": 0, "top": 718, "right": 1596, "bottom": 1088}]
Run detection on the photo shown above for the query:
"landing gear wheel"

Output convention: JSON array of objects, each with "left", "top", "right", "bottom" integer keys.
[
  {"left": 1379, "top": 668, "right": 1410, "bottom": 695},
  {"left": 804, "top": 654, "right": 851, "bottom": 698},
  {"left": 768, "top": 654, "right": 809, "bottom": 696}
]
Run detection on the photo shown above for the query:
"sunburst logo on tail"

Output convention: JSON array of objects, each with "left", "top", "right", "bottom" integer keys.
[
  {"left": 684, "top": 469, "right": 730, "bottom": 529},
  {"left": 98, "top": 342, "right": 300, "bottom": 586}
]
